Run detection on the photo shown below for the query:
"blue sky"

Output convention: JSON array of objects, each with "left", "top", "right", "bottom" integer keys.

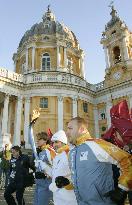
[{"left": 0, "top": 0, "right": 131, "bottom": 83}]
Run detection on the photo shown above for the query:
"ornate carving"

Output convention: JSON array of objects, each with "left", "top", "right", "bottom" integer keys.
[
  {"left": 25, "top": 97, "right": 30, "bottom": 103},
  {"left": 17, "top": 96, "right": 23, "bottom": 102},
  {"left": 58, "top": 96, "right": 63, "bottom": 101},
  {"left": 72, "top": 96, "right": 78, "bottom": 102}
]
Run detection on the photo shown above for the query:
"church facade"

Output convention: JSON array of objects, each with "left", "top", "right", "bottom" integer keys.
[{"left": 0, "top": 6, "right": 132, "bottom": 148}]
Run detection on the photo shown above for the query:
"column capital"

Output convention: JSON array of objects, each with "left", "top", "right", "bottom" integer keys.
[
  {"left": 93, "top": 105, "right": 98, "bottom": 110},
  {"left": 58, "top": 95, "right": 63, "bottom": 101},
  {"left": 128, "top": 93, "right": 132, "bottom": 98},
  {"left": 17, "top": 96, "right": 23, "bottom": 101},
  {"left": 106, "top": 94, "right": 112, "bottom": 102},
  {"left": 56, "top": 43, "right": 60, "bottom": 47},
  {"left": 25, "top": 96, "right": 30, "bottom": 103},
  {"left": 32, "top": 45, "right": 36, "bottom": 49},
  {"left": 72, "top": 96, "right": 78, "bottom": 102},
  {"left": 4, "top": 93, "right": 10, "bottom": 98}
]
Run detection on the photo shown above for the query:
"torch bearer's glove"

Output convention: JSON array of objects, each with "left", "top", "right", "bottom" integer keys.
[{"left": 55, "top": 176, "right": 70, "bottom": 188}]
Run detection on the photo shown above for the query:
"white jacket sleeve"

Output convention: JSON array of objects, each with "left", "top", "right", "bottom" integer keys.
[{"left": 39, "top": 160, "right": 52, "bottom": 177}]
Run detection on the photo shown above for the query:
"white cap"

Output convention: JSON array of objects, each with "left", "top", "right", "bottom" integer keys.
[{"left": 51, "top": 130, "right": 67, "bottom": 144}]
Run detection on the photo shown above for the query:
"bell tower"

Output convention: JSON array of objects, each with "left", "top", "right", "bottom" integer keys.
[{"left": 101, "top": 6, "right": 132, "bottom": 86}]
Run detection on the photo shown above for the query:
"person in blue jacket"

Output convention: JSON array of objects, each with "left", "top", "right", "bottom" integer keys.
[
  {"left": 34, "top": 132, "right": 56, "bottom": 205},
  {"left": 60, "top": 117, "right": 132, "bottom": 205}
]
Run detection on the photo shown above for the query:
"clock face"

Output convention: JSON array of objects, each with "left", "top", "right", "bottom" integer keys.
[{"left": 113, "top": 71, "right": 121, "bottom": 80}]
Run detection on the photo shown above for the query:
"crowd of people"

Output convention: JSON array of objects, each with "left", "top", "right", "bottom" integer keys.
[{"left": 0, "top": 116, "right": 132, "bottom": 205}]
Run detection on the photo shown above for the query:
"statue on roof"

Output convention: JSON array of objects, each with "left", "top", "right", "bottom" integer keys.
[{"left": 47, "top": 4, "right": 51, "bottom": 12}]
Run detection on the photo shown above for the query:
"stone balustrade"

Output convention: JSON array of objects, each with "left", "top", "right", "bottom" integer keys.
[
  {"left": 0, "top": 67, "right": 105, "bottom": 91},
  {"left": 95, "top": 81, "right": 105, "bottom": 91},
  {"left": 24, "top": 71, "right": 90, "bottom": 88},
  {"left": 0, "top": 67, "right": 23, "bottom": 82}
]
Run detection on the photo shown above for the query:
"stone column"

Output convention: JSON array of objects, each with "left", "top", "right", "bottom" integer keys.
[
  {"left": 72, "top": 96, "right": 78, "bottom": 118},
  {"left": 0, "top": 110, "right": 2, "bottom": 150},
  {"left": 58, "top": 96, "right": 63, "bottom": 130},
  {"left": 129, "top": 94, "right": 132, "bottom": 120},
  {"left": 13, "top": 96, "right": 23, "bottom": 146},
  {"left": 128, "top": 94, "right": 132, "bottom": 109},
  {"left": 24, "top": 97, "right": 31, "bottom": 148},
  {"left": 103, "top": 46, "right": 109, "bottom": 68},
  {"left": 122, "top": 37, "right": 129, "bottom": 61},
  {"left": 26, "top": 48, "right": 28, "bottom": 72},
  {"left": 57, "top": 45, "right": 60, "bottom": 68},
  {"left": 80, "top": 53, "right": 85, "bottom": 78},
  {"left": 2, "top": 94, "right": 9, "bottom": 135},
  {"left": 32, "top": 46, "right": 35, "bottom": 70},
  {"left": 7, "top": 102, "right": 12, "bottom": 133},
  {"left": 106, "top": 98, "right": 112, "bottom": 128},
  {"left": 93, "top": 105, "right": 100, "bottom": 138},
  {"left": 64, "top": 47, "right": 67, "bottom": 68}
]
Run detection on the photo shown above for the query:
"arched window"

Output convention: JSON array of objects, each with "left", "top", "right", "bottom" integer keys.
[
  {"left": 42, "top": 53, "right": 50, "bottom": 70},
  {"left": 113, "top": 46, "right": 121, "bottom": 64}
]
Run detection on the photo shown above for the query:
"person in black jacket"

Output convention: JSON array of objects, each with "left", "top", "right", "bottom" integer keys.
[{"left": 4, "top": 146, "right": 31, "bottom": 205}]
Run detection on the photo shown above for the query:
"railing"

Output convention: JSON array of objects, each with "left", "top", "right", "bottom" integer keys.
[
  {"left": 94, "top": 81, "right": 105, "bottom": 91},
  {"left": 24, "top": 71, "right": 89, "bottom": 88},
  {"left": 0, "top": 67, "right": 23, "bottom": 82},
  {"left": 0, "top": 67, "right": 105, "bottom": 91}
]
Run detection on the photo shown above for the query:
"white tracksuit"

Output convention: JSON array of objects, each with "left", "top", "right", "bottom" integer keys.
[{"left": 49, "top": 150, "right": 77, "bottom": 205}]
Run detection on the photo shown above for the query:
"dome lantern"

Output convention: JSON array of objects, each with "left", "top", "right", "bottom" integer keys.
[{"left": 42, "top": 5, "right": 56, "bottom": 22}]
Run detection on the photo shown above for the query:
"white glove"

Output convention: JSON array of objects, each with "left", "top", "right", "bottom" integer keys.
[
  {"left": 34, "top": 160, "right": 47, "bottom": 169},
  {"left": 34, "top": 160, "right": 46, "bottom": 169},
  {"left": 34, "top": 160, "right": 52, "bottom": 176},
  {"left": 39, "top": 161, "right": 52, "bottom": 177},
  {"left": 34, "top": 160, "right": 42, "bottom": 168}
]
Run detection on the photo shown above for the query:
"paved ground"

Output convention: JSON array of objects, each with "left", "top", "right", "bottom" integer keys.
[
  {"left": 0, "top": 186, "right": 130, "bottom": 205},
  {"left": 0, "top": 186, "right": 54, "bottom": 205},
  {"left": 0, "top": 186, "right": 34, "bottom": 205}
]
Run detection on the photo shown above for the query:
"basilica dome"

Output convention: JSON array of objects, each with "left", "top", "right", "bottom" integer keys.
[
  {"left": 19, "top": 7, "right": 79, "bottom": 49},
  {"left": 14, "top": 6, "right": 84, "bottom": 79}
]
